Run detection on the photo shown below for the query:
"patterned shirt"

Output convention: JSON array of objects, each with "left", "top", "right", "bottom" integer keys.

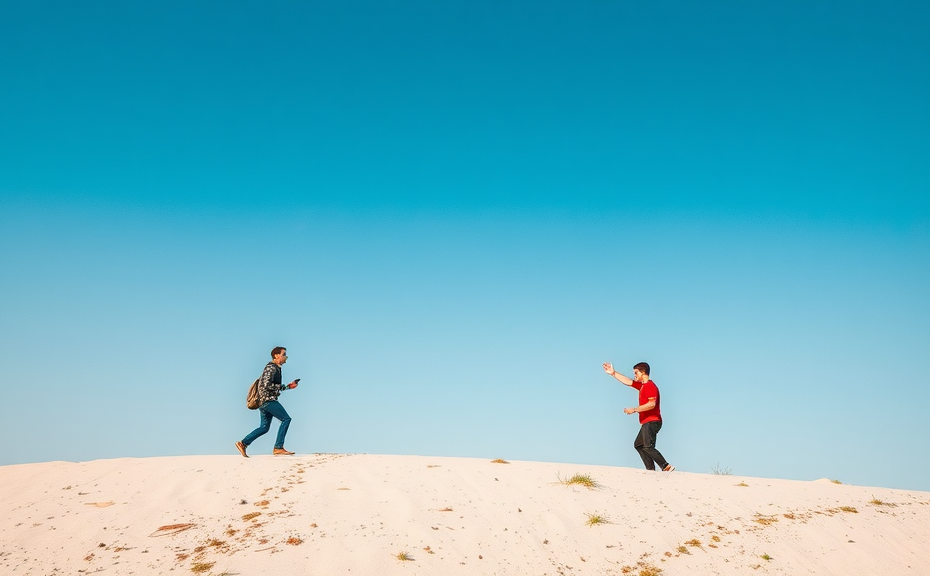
[{"left": 257, "top": 362, "right": 287, "bottom": 406}]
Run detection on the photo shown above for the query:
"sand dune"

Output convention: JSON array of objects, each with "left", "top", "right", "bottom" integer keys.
[{"left": 1, "top": 454, "right": 928, "bottom": 575}]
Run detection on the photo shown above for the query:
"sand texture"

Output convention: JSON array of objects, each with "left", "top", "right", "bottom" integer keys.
[{"left": 1, "top": 453, "right": 928, "bottom": 575}]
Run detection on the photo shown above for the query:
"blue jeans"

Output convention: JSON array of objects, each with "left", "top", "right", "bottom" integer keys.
[
  {"left": 634, "top": 420, "right": 669, "bottom": 471},
  {"left": 242, "top": 400, "right": 291, "bottom": 450}
]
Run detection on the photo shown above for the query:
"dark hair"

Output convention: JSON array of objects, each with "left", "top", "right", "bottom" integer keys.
[
  {"left": 633, "top": 362, "right": 650, "bottom": 376},
  {"left": 271, "top": 346, "right": 287, "bottom": 359}
]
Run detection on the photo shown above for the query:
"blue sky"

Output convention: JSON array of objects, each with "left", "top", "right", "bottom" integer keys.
[{"left": 2, "top": 1, "right": 928, "bottom": 492}]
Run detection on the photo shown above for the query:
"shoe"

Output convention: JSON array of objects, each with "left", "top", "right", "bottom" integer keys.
[
  {"left": 273, "top": 448, "right": 295, "bottom": 455},
  {"left": 236, "top": 441, "right": 249, "bottom": 458},
  {"left": 663, "top": 464, "right": 675, "bottom": 472}
]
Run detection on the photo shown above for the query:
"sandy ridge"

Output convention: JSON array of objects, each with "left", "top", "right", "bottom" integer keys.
[{"left": 1, "top": 454, "right": 928, "bottom": 575}]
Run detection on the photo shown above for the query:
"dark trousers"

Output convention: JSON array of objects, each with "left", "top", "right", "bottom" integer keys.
[{"left": 634, "top": 420, "right": 669, "bottom": 471}]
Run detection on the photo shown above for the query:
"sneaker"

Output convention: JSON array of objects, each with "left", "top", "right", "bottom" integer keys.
[
  {"left": 663, "top": 464, "right": 675, "bottom": 473},
  {"left": 273, "top": 448, "right": 295, "bottom": 456},
  {"left": 235, "top": 441, "right": 249, "bottom": 458}
]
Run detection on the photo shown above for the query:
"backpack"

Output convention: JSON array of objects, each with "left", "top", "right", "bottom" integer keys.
[{"left": 246, "top": 378, "right": 261, "bottom": 410}]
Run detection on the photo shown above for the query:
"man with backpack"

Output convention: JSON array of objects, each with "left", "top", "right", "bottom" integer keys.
[{"left": 236, "top": 346, "right": 299, "bottom": 457}]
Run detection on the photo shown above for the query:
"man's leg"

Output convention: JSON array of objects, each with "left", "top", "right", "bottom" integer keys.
[
  {"left": 262, "top": 401, "right": 292, "bottom": 450},
  {"left": 639, "top": 421, "right": 670, "bottom": 471},
  {"left": 242, "top": 407, "right": 274, "bottom": 446},
  {"left": 633, "top": 424, "right": 657, "bottom": 470}
]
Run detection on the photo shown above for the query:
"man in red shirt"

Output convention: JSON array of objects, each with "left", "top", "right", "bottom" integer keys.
[{"left": 602, "top": 361, "right": 674, "bottom": 472}]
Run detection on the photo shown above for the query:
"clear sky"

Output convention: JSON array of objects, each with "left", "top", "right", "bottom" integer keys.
[{"left": 2, "top": 1, "right": 928, "bottom": 492}]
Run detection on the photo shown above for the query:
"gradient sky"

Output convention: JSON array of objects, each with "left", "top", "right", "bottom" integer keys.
[{"left": 2, "top": 1, "right": 928, "bottom": 492}]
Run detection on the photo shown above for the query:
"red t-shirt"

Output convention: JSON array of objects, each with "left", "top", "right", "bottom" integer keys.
[{"left": 631, "top": 380, "right": 661, "bottom": 424}]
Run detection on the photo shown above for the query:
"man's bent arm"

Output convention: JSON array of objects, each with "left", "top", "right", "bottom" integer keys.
[{"left": 625, "top": 398, "right": 657, "bottom": 414}]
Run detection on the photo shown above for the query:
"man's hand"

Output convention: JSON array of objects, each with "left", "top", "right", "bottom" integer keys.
[
  {"left": 624, "top": 407, "right": 636, "bottom": 415},
  {"left": 287, "top": 380, "right": 299, "bottom": 389},
  {"left": 603, "top": 363, "right": 634, "bottom": 386}
]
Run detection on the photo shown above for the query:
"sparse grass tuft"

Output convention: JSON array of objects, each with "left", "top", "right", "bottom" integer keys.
[
  {"left": 684, "top": 538, "right": 702, "bottom": 548},
  {"left": 638, "top": 564, "right": 663, "bottom": 576},
  {"left": 286, "top": 536, "right": 303, "bottom": 545},
  {"left": 870, "top": 497, "right": 896, "bottom": 507},
  {"left": 491, "top": 458, "right": 510, "bottom": 464},
  {"left": 585, "top": 512, "right": 609, "bottom": 526},
  {"left": 677, "top": 545, "right": 690, "bottom": 555},
  {"left": 190, "top": 561, "right": 215, "bottom": 573},
  {"left": 761, "top": 553, "right": 773, "bottom": 561},
  {"left": 736, "top": 481, "right": 749, "bottom": 487},
  {"left": 831, "top": 479, "right": 843, "bottom": 484},
  {"left": 754, "top": 515, "right": 778, "bottom": 526},
  {"left": 711, "top": 463, "right": 732, "bottom": 475},
  {"left": 839, "top": 506, "right": 858, "bottom": 513},
  {"left": 242, "top": 512, "right": 261, "bottom": 521},
  {"left": 396, "top": 551, "right": 414, "bottom": 561},
  {"left": 559, "top": 473, "right": 599, "bottom": 489}
]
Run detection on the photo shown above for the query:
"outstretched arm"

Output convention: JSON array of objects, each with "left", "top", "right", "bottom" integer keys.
[{"left": 602, "top": 362, "right": 634, "bottom": 387}]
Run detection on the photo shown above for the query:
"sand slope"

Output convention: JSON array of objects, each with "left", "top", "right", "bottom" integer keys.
[{"left": 1, "top": 454, "right": 928, "bottom": 575}]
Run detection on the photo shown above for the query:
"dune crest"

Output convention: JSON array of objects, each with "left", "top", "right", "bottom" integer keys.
[{"left": 2, "top": 454, "right": 928, "bottom": 575}]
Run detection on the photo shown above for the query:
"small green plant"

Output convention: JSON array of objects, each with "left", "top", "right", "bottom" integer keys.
[
  {"left": 761, "top": 553, "right": 773, "bottom": 561},
  {"left": 396, "top": 551, "right": 414, "bottom": 561},
  {"left": 711, "top": 463, "right": 732, "bottom": 475},
  {"left": 585, "top": 512, "right": 609, "bottom": 526},
  {"left": 559, "top": 473, "right": 598, "bottom": 489}
]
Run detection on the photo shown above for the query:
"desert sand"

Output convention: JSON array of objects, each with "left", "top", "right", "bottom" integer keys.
[{"left": 1, "top": 453, "right": 928, "bottom": 575}]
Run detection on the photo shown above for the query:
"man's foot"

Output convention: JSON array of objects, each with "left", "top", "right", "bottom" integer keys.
[
  {"left": 235, "top": 441, "right": 249, "bottom": 458},
  {"left": 273, "top": 448, "right": 295, "bottom": 455},
  {"left": 663, "top": 464, "right": 675, "bottom": 473}
]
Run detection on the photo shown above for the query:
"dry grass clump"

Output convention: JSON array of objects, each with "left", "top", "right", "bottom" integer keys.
[
  {"left": 559, "top": 473, "right": 599, "bottom": 489},
  {"left": 621, "top": 562, "right": 662, "bottom": 575},
  {"left": 870, "top": 497, "right": 896, "bottom": 507},
  {"left": 396, "top": 551, "right": 414, "bottom": 561},
  {"left": 584, "top": 512, "right": 609, "bottom": 526},
  {"left": 286, "top": 536, "right": 303, "bottom": 545},
  {"left": 753, "top": 515, "right": 778, "bottom": 526},
  {"left": 684, "top": 538, "right": 702, "bottom": 548},
  {"left": 190, "top": 561, "right": 215, "bottom": 573},
  {"left": 242, "top": 512, "right": 261, "bottom": 521},
  {"left": 839, "top": 506, "right": 858, "bottom": 513},
  {"left": 491, "top": 458, "right": 510, "bottom": 464}
]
